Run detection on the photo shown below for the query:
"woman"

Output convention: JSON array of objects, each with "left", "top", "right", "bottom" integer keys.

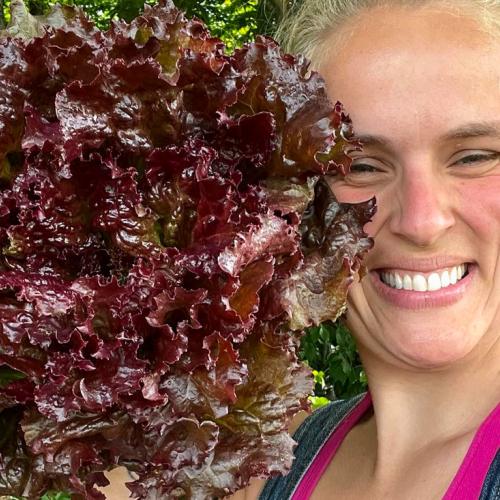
[
  {"left": 234, "top": 0, "right": 500, "bottom": 498},
  {"left": 103, "top": 0, "right": 500, "bottom": 498}
]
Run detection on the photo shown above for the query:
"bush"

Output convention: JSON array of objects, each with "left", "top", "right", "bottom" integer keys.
[{"left": 300, "top": 320, "right": 367, "bottom": 407}]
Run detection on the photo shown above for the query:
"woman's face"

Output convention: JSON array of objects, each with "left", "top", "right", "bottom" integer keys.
[{"left": 321, "top": 6, "right": 500, "bottom": 369}]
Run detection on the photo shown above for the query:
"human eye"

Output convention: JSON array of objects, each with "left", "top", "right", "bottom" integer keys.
[
  {"left": 328, "top": 158, "right": 387, "bottom": 202},
  {"left": 349, "top": 163, "right": 380, "bottom": 174},
  {"left": 453, "top": 151, "right": 500, "bottom": 167},
  {"left": 344, "top": 160, "right": 386, "bottom": 184}
]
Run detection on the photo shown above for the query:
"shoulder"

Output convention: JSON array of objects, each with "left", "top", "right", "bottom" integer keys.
[
  {"left": 293, "top": 393, "right": 366, "bottom": 442},
  {"left": 228, "top": 394, "right": 367, "bottom": 500}
]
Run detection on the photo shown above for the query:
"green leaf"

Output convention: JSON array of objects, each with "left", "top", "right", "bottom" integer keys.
[
  {"left": 312, "top": 369, "right": 325, "bottom": 388},
  {"left": 300, "top": 319, "right": 367, "bottom": 401},
  {"left": 308, "top": 395, "right": 330, "bottom": 410},
  {"left": 0, "top": 366, "right": 26, "bottom": 388},
  {"left": 40, "top": 491, "right": 72, "bottom": 500}
]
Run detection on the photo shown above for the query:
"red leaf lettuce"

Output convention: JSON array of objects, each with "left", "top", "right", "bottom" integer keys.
[{"left": 0, "top": 1, "right": 375, "bottom": 498}]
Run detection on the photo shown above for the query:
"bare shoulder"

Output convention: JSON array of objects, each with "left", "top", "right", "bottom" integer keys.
[
  {"left": 225, "top": 477, "right": 267, "bottom": 500},
  {"left": 97, "top": 466, "right": 135, "bottom": 499},
  {"left": 289, "top": 409, "right": 309, "bottom": 435},
  {"left": 96, "top": 411, "right": 310, "bottom": 500}
]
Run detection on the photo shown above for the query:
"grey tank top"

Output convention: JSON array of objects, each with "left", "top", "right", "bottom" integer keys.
[{"left": 259, "top": 392, "right": 500, "bottom": 500}]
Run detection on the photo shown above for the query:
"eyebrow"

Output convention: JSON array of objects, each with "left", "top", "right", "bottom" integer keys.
[
  {"left": 351, "top": 134, "right": 391, "bottom": 149},
  {"left": 441, "top": 121, "right": 500, "bottom": 141},
  {"left": 352, "top": 121, "right": 500, "bottom": 151}
]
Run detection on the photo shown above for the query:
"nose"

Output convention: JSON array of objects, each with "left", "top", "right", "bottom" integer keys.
[{"left": 388, "top": 167, "right": 455, "bottom": 247}]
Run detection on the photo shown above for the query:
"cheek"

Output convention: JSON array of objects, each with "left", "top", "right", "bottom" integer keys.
[
  {"left": 327, "top": 181, "right": 380, "bottom": 236},
  {"left": 328, "top": 180, "right": 376, "bottom": 205},
  {"left": 457, "top": 179, "right": 500, "bottom": 239},
  {"left": 330, "top": 177, "right": 500, "bottom": 241}
]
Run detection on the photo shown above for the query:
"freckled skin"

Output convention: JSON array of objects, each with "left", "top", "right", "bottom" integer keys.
[{"left": 320, "top": 7, "right": 500, "bottom": 368}]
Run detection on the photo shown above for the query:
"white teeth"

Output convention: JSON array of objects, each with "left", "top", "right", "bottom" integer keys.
[
  {"left": 381, "top": 264, "right": 469, "bottom": 292},
  {"left": 403, "top": 275, "right": 412, "bottom": 290},
  {"left": 412, "top": 274, "right": 427, "bottom": 292},
  {"left": 394, "top": 274, "right": 403, "bottom": 289},
  {"left": 441, "top": 270, "right": 450, "bottom": 287},
  {"left": 460, "top": 264, "right": 466, "bottom": 277},
  {"left": 450, "top": 267, "right": 457, "bottom": 284},
  {"left": 427, "top": 272, "right": 441, "bottom": 291}
]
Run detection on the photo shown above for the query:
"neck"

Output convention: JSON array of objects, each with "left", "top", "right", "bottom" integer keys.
[{"left": 357, "top": 334, "right": 500, "bottom": 478}]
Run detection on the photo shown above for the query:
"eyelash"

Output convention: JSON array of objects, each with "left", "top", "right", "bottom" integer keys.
[
  {"left": 348, "top": 163, "right": 381, "bottom": 174},
  {"left": 454, "top": 153, "right": 499, "bottom": 165},
  {"left": 348, "top": 152, "right": 500, "bottom": 174}
]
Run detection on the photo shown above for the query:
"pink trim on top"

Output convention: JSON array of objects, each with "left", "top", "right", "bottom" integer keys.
[
  {"left": 293, "top": 394, "right": 500, "bottom": 500},
  {"left": 291, "top": 392, "right": 372, "bottom": 500},
  {"left": 443, "top": 400, "right": 500, "bottom": 500}
]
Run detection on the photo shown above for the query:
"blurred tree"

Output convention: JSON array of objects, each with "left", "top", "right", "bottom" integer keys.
[
  {"left": 177, "top": 0, "right": 259, "bottom": 50},
  {"left": 1, "top": 0, "right": 158, "bottom": 29},
  {"left": 300, "top": 320, "right": 367, "bottom": 405},
  {"left": 25, "top": 0, "right": 47, "bottom": 14},
  {"left": 1, "top": 0, "right": 297, "bottom": 50},
  {"left": 173, "top": 0, "right": 300, "bottom": 48}
]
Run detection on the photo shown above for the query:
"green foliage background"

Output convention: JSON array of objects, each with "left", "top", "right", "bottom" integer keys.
[
  {"left": 300, "top": 321, "right": 366, "bottom": 408},
  {"left": 0, "top": 0, "right": 298, "bottom": 51},
  {"left": 0, "top": 0, "right": 367, "bottom": 407}
]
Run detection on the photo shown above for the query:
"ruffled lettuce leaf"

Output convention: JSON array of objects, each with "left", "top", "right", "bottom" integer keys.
[{"left": 0, "top": 1, "right": 375, "bottom": 498}]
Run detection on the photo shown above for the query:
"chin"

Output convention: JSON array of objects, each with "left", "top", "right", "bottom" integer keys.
[{"left": 388, "top": 325, "right": 478, "bottom": 370}]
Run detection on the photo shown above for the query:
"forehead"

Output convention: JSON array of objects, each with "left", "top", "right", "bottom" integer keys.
[{"left": 319, "top": 7, "right": 500, "bottom": 146}]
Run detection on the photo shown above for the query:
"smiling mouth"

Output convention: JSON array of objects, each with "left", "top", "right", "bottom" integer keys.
[{"left": 377, "top": 263, "right": 471, "bottom": 292}]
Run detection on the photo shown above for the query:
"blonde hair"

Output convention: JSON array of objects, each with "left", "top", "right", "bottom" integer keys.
[{"left": 275, "top": 0, "right": 500, "bottom": 68}]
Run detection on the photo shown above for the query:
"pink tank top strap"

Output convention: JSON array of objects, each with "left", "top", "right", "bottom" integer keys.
[
  {"left": 443, "top": 400, "right": 500, "bottom": 500},
  {"left": 293, "top": 394, "right": 500, "bottom": 500},
  {"left": 291, "top": 391, "right": 372, "bottom": 500}
]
